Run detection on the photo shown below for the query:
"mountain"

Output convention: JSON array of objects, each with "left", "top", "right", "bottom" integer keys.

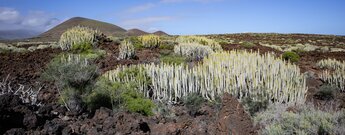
[
  {"left": 126, "top": 29, "right": 149, "bottom": 36},
  {"left": 38, "top": 17, "right": 127, "bottom": 41},
  {"left": 153, "top": 31, "right": 169, "bottom": 36},
  {"left": 0, "top": 30, "right": 40, "bottom": 40}
]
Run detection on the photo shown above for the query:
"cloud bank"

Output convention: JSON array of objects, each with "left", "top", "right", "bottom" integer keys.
[{"left": 0, "top": 7, "right": 60, "bottom": 31}]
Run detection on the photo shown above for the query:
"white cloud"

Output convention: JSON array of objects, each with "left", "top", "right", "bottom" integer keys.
[
  {"left": 0, "top": 7, "right": 60, "bottom": 31},
  {"left": 126, "top": 3, "right": 155, "bottom": 13},
  {"left": 0, "top": 7, "right": 20, "bottom": 23}
]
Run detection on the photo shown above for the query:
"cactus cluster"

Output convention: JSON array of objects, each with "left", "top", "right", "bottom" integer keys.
[
  {"left": 318, "top": 59, "right": 345, "bottom": 91},
  {"left": 59, "top": 26, "right": 101, "bottom": 51},
  {"left": 104, "top": 50, "right": 307, "bottom": 104},
  {"left": 174, "top": 43, "right": 214, "bottom": 60},
  {"left": 138, "top": 34, "right": 161, "bottom": 49},
  {"left": 176, "top": 36, "right": 223, "bottom": 51},
  {"left": 317, "top": 58, "right": 345, "bottom": 70},
  {"left": 118, "top": 40, "right": 135, "bottom": 60}
]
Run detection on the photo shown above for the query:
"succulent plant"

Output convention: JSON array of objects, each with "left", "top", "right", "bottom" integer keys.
[
  {"left": 176, "top": 35, "right": 223, "bottom": 51},
  {"left": 138, "top": 34, "right": 161, "bottom": 49},
  {"left": 318, "top": 59, "right": 345, "bottom": 91},
  {"left": 118, "top": 39, "right": 135, "bottom": 60},
  {"left": 104, "top": 50, "right": 307, "bottom": 104},
  {"left": 59, "top": 26, "right": 101, "bottom": 51},
  {"left": 174, "top": 43, "right": 213, "bottom": 60}
]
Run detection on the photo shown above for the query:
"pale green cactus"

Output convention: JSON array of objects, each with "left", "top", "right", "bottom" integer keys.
[
  {"left": 118, "top": 39, "right": 135, "bottom": 60},
  {"left": 174, "top": 43, "right": 213, "bottom": 60},
  {"left": 176, "top": 35, "right": 223, "bottom": 51},
  {"left": 318, "top": 59, "right": 345, "bottom": 91},
  {"left": 59, "top": 26, "right": 101, "bottom": 51},
  {"left": 104, "top": 50, "right": 307, "bottom": 105},
  {"left": 138, "top": 34, "right": 161, "bottom": 49}
]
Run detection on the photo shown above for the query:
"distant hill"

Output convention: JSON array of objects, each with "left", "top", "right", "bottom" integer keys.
[
  {"left": 38, "top": 17, "right": 127, "bottom": 41},
  {"left": 0, "top": 30, "right": 40, "bottom": 40},
  {"left": 153, "top": 31, "right": 169, "bottom": 36},
  {"left": 126, "top": 29, "right": 149, "bottom": 36}
]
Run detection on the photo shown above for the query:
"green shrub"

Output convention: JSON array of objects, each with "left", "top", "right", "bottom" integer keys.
[
  {"left": 41, "top": 54, "right": 99, "bottom": 112},
  {"left": 128, "top": 37, "right": 144, "bottom": 49},
  {"left": 88, "top": 68, "right": 155, "bottom": 116},
  {"left": 314, "top": 85, "right": 337, "bottom": 100},
  {"left": 71, "top": 42, "right": 93, "bottom": 53},
  {"left": 122, "top": 89, "right": 155, "bottom": 116},
  {"left": 240, "top": 41, "right": 256, "bottom": 48},
  {"left": 79, "top": 49, "right": 106, "bottom": 60},
  {"left": 85, "top": 77, "right": 114, "bottom": 111},
  {"left": 160, "top": 55, "right": 186, "bottom": 65},
  {"left": 241, "top": 93, "right": 269, "bottom": 116},
  {"left": 282, "top": 51, "right": 300, "bottom": 63},
  {"left": 254, "top": 104, "right": 345, "bottom": 135},
  {"left": 159, "top": 43, "right": 175, "bottom": 50},
  {"left": 183, "top": 93, "right": 205, "bottom": 116}
]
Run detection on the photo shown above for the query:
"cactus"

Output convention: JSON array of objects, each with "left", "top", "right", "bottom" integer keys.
[
  {"left": 318, "top": 59, "right": 345, "bottom": 91},
  {"left": 118, "top": 40, "right": 135, "bottom": 60},
  {"left": 59, "top": 26, "right": 101, "bottom": 51},
  {"left": 174, "top": 43, "right": 213, "bottom": 60},
  {"left": 104, "top": 50, "right": 307, "bottom": 104},
  {"left": 138, "top": 34, "right": 161, "bottom": 49},
  {"left": 176, "top": 35, "right": 223, "bottom": 51}
]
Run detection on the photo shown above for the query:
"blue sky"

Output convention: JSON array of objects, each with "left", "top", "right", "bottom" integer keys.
[{"left": 0, "top": 0, "right": 344, "bottom": 35}]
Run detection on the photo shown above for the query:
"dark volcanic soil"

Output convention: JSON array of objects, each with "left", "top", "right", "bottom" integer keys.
[{"left": 0, "top": 48, "right": 62, "bottom": 85}]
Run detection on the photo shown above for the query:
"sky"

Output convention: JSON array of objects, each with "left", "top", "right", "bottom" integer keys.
[{"left": 0, "top": 0, "right": 344, "bottom": 35}]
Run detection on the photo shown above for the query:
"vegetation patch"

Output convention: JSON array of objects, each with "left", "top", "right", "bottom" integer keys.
[
  {"left": 118, "top": 39, "right": 135, "bottom": 60},
  {"left": 240, "top": 41, "right": 256, "bottom": 48},
  {"left": 41, "top": 54, "right": 99, "bottom": 113},
  {"left": 160, "top": 55, "right": 186, "bottom": 65},
  {"left": 254, "top": 104, "right": 345, "bottom": 135},
  {"left": 174, "top": 43, "right": 214, "bottom": 60},
  {"left": 282, "top": 51, "right": 300, "bottom": 63},
  {"left": 138, "top": 34, "right": 161, "bottom": 49},
  {"left": 59, "top": 26, "right": 101, "bottom": 51}
]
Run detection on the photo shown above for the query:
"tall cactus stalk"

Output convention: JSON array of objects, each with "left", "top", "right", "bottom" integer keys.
[{"left": 104, "top": 50, "right": 307, "bottom": 104}]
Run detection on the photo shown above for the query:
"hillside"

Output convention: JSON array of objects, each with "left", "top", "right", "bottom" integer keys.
[
  {"left": 153, "top": 31, "right": 169, "bottom": 36},
  {"left": 126, "top": 29, "right": 149, "bottom": 36},
  {"left": 38, "top": 17, "right": 127, "bottom": 41}
]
